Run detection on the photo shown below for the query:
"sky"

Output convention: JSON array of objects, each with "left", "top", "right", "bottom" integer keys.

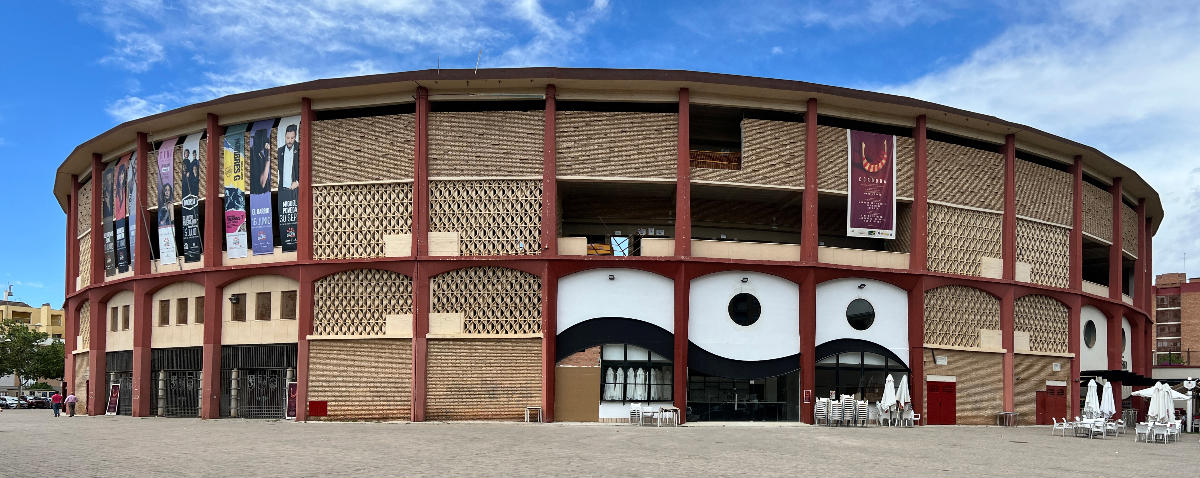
[{"left": 1, "top": 0, "right": 1198, "bottom": 308}]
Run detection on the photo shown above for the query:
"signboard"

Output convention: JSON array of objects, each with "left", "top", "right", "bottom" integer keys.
[
  {"left": 102, "top": 164, "right": 116, "bottom": 276},
  {"left": 248, "top": 119, "right": 275, "bottom": 255},
  {"left": 803, "top": 389, "right": 813, "bottom": 404},
  {"left": 105, "top": 383, "right": 120, "bottom": 415},
  {"left": 276, "top": 115, "right": 301, "bottom": 252},
  {"left": 114, "top": 154, "right": 131, "bottom": 272},
  {"left": 157, "top": 137, "right": 179, "bottom": 265},
  {"left": 180, "top": 133, "right": 204, "bottom": 262},
  {"left": 846, "top": 129, "right": 896, "bottom": 239},
  {"left": 286, "top": 381, "right": 298, "bottom": 420},
  {"left": 223, "top": 123, "right": 250, "bottom": 259}
]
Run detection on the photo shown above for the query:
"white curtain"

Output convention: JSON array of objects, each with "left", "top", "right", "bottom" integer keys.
[
  {"left": 649, "top": 368, "right": 660, "bottom": 400},
  {"left": 635, "top": 368, "right": 648, "bottom": 400},
  {"left": 625, "top": 368, "right": 637, "bottom": 400},
  {"left": 603, "top": 367, "right": 620, "bottom": 400}
]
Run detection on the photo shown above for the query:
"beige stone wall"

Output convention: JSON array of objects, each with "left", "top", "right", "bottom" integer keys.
[
  {"left": 923, "top": 349, "right": 1003, "bottom": 425},
  {"left": 556, "top": 111, "right": 676, "bottom": 179},
  {"left": 1013, "top": 354, "right": 1070, "bottom": 425},
  {"left": 312, "top": 113, "right": 415, "bottom": 184},
  {"left": 927, "top": 139, "right": 1004, "bottom": 211},
  {"left": 150, "top": 282, "right": 205, "bottom": 349},
  {"left": 425, "top": 338, "right": 541, "bottom": 420},
  {"left": 1181, "top": 290, "right": 1200, "bottom": 354},
  {"left": 105, "top": 291, "right": 135, "bottom": 352},
  {"left": 428, "top": 111, "right": 543, "bottom": 178},
  {"left": 221, "top": 275, "right": 300, "bottom": 345},
  {"left": 308, "top": 338, "right": 412, "bottom": 421}
]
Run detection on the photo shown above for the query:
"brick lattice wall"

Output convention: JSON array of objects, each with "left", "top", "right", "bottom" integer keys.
[
  {"left": 312, "top": 114, "right": 415, "bottom": 184},
  {"left": 690, "top": 118, "right": 803, "bottom": 187},
  {"left": 308, "top": 338, "right": 412, "bottom": 421},
  {"left": 927, "top": 139, "right": 1004, "bottom": 211},
  {"left": 923, "top": 349, "right": 1003, "bottom": 425},
  {"left": 924, "top": 286, "right": 1000, "bottom": 349},
  {"left": 556, "top": 111, "right": 677, "bottom": 179},
  {"left": 313, "top": 269, "right": 412, "bottom": 336},
  {"left": 312, "top": 183, "right": 413, "bottom": 259},
  {"left": 1015, "top": 159, "right": 1072, "bottom": 226},
  {"left": 77, "top": 179, "right": 93, "bottom": 233},
  {"left": 425, "top": 338, "right": 541, "bottom": 420},
  {"left": 428, "top": 111, "right": 543, "bottom": 178},
  {"left": 1121, "top": 202, "right": 1138, "bottom": 256},
  {"left": 73, "top": 352, "right": 89, "bottom": 414},
  {"left": 1014, "top": 295, "right": 1070, "bottom": 354},
  {"left": 428, "top": 180, "right": 542, "bottom": 256},
  {"left": 1016, "top": 219, "right": 1070, "bottom": 288},
  {"left": 926, "top": 204, "right": 1002, "bottom": 277}
]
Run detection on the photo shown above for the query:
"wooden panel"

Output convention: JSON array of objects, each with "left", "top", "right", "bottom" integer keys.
[
  {"left": 307, "top": 338, "right": 412, "bottom": 421},
  {"left": 554, "top": 365, "right": 601, "bottom": 422},
  {"left": 426, "top": 338, "right": 541, "bottom": 420},
  {"left": 312, "top": 114, "right": 415, "bottom": 184},
  {"left": 923, "top": 349, "right": 1002, "bottom": 425},
  {"left": 1015, "top": 159, "right": 1072, "bottom": 226},
  {"left": 927, "top": 139, "right": 1004, "bottom": 211},
  {"left": 556, "top": 111, "right": 677, "bottom": 179},
  {"left": 690, "top": 118, "right": 803, "bottom": 187},
  {"left": 428, "top": 111, "right": 543, "bottom": 177},
  {"left": 1013, "top": 354, "right": 1070, "bottom": 425}
]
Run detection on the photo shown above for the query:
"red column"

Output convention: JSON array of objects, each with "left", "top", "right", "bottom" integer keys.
[
  {"left": 672, "top": 265, "right": 689, "bottom": 423},
  {"left": 1000, "top": 288, "right": 1015, "bottom": 412},
  {"left": 542, "top": 85, "right": 558, "bottom": 256},
  {"left": 801, "top": 99, "right": 819, "bottom": 262},
  {"left": 799, "top": 269, "right": 816, "bottom": 423},
  {"left": 1106, "top": 308, "right": 1123, "bottom": 415},
  {"left": 91, "top": 154, "right": 104, "bottom": 286},
  {"left": 907, "top": 278, "right": 926, "bottom": 423},
  {"left": 131, "top": 282, "right": 151, "bottom": 416},
  {"left": 675, "top": 88, "right": 691, "bottom": 256},
  {"left": 67, "top": 175, "right": 79, "bottom": 295},
  {"left": 135, "top": 132, "right": 151, "bottom": 276},
  {"left": 1002, "top": 135, "right": 1016, "bottom": 280},
  {"left": 910, "top": 115, "right": 928, "bottom": 271},
  {"left": 204, "top": 114, "right": 223, "bottom": 268},
  {"left": 1070, "top": 156, "right": 1083, "bottom": 290},
  {"left": 295, "top": 268, "right": 313, "bottom": 420},
  {"left": 412, "top": 264, "right": 429, "bottom": 421},
  {"left": 1068, "top": 297, "right": 1081, "bottom": 418},
  {"left": 87, "top": 292, "right": 107, "bottom": 415},
  {"left": 199, "top": 277, "right": 223, "bottom": 418},
  {"left": 413, "top": 87, "right": 429, "bottom": 257},
  {"left": 1109, "top": 177, "right": 1123, "bottom": 300},
  {"left": 541, "top": 263, "right": 557, "bottom": 422},
  {"left": 299, "top": 98, "right": 314, "bottom": 262}
]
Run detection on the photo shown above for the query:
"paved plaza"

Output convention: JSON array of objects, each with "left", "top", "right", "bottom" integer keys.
[{"left": 2, "top": 409, "right": 1195, "bottom": 477}]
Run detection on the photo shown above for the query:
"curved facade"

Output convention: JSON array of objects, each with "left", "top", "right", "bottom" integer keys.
[{"left": 54, "top": 68, "right": 1159, "bottom": 424}]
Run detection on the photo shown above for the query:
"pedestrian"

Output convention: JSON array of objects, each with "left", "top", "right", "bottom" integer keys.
[
  {"left": 50, "top": 391, "right": 63, "bottom": 417},
  {"left": 65, "top": 391, "right": 77, "bottom": 417}
]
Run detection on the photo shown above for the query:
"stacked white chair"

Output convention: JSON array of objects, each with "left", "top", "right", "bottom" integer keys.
[
  {"left": 1133, "top": 422, "right": 1149, "bottom": 442},
  {"left": 815, "top": 398, "right": 828, "bottom": 425},
  {"left": 830, "top": 399, "right": 842, "bottom": 427},
  {"left": 857, "top": 400, "right": 869, "bottom": 427}
]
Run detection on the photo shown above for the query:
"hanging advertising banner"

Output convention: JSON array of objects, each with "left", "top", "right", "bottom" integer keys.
[
  {"left": 223, "top": 123, "right": 250, "bottom": 259},
  {"left": 102, "top": 163, "right": 116, "bottom": 276},
  {"left": 157, "top": 138, "right": 180, "bottom": 265},
  {"left": 275, "top": 115, "right": 301, "bottom": 253},
  {"left": 846, "top": 129, "right": 896, "bottom": 239},
  {"left": 180, "top": 133, "right": 204, "bottom": 263},
  {"left": 128, "top": 152, "right": 138, "bottom": 265},
  {"left": 114, "top": 154, "right": 131, "bottom": 273},
  {"left": 248, "top": 119, "right": 275, "bottom": 255}
]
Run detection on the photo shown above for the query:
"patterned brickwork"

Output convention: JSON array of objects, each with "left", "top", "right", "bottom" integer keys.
[
  {"left": 78, "top": 301, "right": 91, "bottom": 351},
  {"left": 312, "top": 114, "right": 415, "bottom": 184},
  {"left": 556, "top": 111, "right": 677, "bottom": 179},
  {"left": 77, "top": 179, "right": 93, "bottom": 233},
  {"left": 896, "top": 136, "right": 915, "bottom": 199},
  {"left": 1082, "top": 182, "right": 1112, "bottom": 242},
  {"left": 430, "top": 267, "right": 541, "bottom": 334},
  {"left": 927, "top": 139, "right": 1004, "bottom": 211},
  {"left": 1013, "top": 354, "right": 1070, "bottom": 425},
  {"left": 428, "top": 180, "right": 542, "bottom": 256},
  {"left": 428, "top": 111, "right": 543, "bottom": 177},
  {"left": 923, "top": 349, "right": 1003, "bottom": 425},
  {"left": 425, "top": 338, "right": 541, "bottom": 420},
  {"left": 885, "top": 205, "right": 913, "bottom": 253},
  {"left": 816, "top": 125, "right": 848, "bottom": 192},
  {"left": 1015, "top": 159, "right": 1073, "bottom": 226},
  {"left": 73, "top": 352, "right": 89, "bottom": 414},
  {"left": 924, "top": 286, "right": 1000, "bottom": 349},
  {"left": 312, "top": 183, "right": 413, "bottom": 259},
  {"left": 308, "top": 338, "right": 412, "bottom": 421},
  {"left": 926, "top": 204, "right": 1002, "bottom": 276},
  {"left": 147, "top": 138, "right": 211, "bottom": 207},
  {"left": 313, "top": 269, "right": 412, "bottom": 336},
  {"left": 1122, "top": 202, "right": 1138, "bottom": 256},
  {"left": 78, "top": 234, "right": 92, "bottom": 288},
  {"left": 1014, "top": 295, "right": 1070, "bottom": 354},
  {"left": 1016, "top": 219, "right": 1070, "bottom": 288},
  {"left": 690, "top": 119, "right": 803, "bottom": 187}
]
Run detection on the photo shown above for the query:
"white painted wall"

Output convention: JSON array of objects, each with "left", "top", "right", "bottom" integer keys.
[
  {"left": 104, "top": 291, "right": 135, "bottom": 352},
  {"left": 221, "top": 275, "right": 300, "bottom": 345},
  {"left": 557, "top": 268, "right": 674, "bottom": 334},
  {"left": 1079, "top": 306, "right": 1108, "bottom": 371},
  {"left": 815, "top": 278, "right": 908, "bottom": 367},
  {"left": 1121, "top": 316, "right": 1132, "bottom": 371},
  {"left": 688, "top": 271, "right": 799, "bottom": 361},
  {"left": 599, "top": 401, "right": 675, "bottom": 419}
]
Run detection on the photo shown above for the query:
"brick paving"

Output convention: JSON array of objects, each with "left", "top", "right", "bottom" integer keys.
[{"left": 2, "top": 409, "right": 1195, "bottom": 477}]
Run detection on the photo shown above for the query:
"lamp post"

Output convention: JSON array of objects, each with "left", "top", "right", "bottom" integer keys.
[{"left": 1184, "top": 377, "right": 1196, "bottom": 432}]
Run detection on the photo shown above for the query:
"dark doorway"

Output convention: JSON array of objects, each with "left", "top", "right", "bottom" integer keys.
[{"left": 686, "top": 370, "right": 799, "bottom": 422}]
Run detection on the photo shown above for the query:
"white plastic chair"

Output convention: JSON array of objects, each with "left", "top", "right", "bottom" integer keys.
[
  {"left": 1088, "top": 420, "right": 1105, "bottom": 439},
  {"left": 1134, "top": 422, "right": 1149, "bottom": 442},
  {"left": 628, "top": 402, "right": 643, "bottom": 426},
  {"left": 1052, "top": 417, "right": 1070, "bottom": 437},
  {"left": 857, "top": 400, "right": 869, "bottom": 427},
  {"left": 1151, "top": 423, "right": 1169, "bottom": 443},
  {"left": 1168, "top": 421, "right": 1181, "bottom": 442},
  {"left": 815, "top": 398, "right": 828, "bottom": 425}
]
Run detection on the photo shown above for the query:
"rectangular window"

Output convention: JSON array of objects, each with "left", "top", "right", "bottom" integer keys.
[
  {"left": 159, "top": 300, "right": 171, "bottom": 326},
  {"left": 121, "top": 305, "right": 130, "bottom": 331},
  {"left": 255, "top": 292, "right": 272, "bottom": 321},
  {"left": 231, "top": 293, "right": 247, "bottom": 322},
  {"left": 51, "top": 315, "right": 62, "bottom": 326},
  {"left": 176, "top": 298, "right": 189, "bottom": 325},
  {"left": 195, "top": 297, "right": 204, "bottom": 324},
  {"left": 280, "top": 290, "right": 297, "bottom": 321},
  {"left": 110, "top": 307, "right": 118, "bottom": 332}
]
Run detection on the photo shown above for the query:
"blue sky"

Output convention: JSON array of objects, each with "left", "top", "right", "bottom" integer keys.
[{"left": 2, "top": 0, "right": 1198, "bottom": 307}]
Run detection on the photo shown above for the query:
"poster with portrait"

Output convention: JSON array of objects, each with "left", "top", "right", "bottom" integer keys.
[
  {"left": 128, "top": 152, "right": 137, "bottom": 265},
  {"left": 105, "top": 383, "right": 120, "bottom": 416},
  {"left": 275, "top": 115, "right": 300, "bottom": 253},
  {"left": 114, "top": 154, "right": 131, "bottom": 272},
  {"left": 180, "top": 133, "right": 204, "bottom": 263},
  {"left": 223, "top": 123, "right": 249, "bottom": 259},
  {"left": 157, "top": 138, "right": 179, "bottom": 265},
  {"left": 285, "top": 381, "right": 298, "bottom": 419},
  {"left": 102, "top": 163, "right": 116, "bottom": 276},
  {"left": 846, "top": 129, "right": 896, "bottom": 239},
  {"left": 248, "top": 119, "right": 275, "bottom": 255}
]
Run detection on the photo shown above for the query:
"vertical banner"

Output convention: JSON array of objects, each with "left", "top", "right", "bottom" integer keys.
[
  {"left": 275, "top": 115, "right": 301, "bottom": 253},
  {"left": 102, "top": 164, "right": 116, "bottom": 276},
  {"left": 157, "top": 138, "right": 180, "bottom": 265},
  {"left": 223, "top": 123, "right": 249, "bottom": 259},
  {"left": 285, "top": 381, "right": 298, "bottom": 419},
  {"left": 180, "top": 133, "right": 204, "bottom": 263},
  {"left": 114, "top": 154, "right": 131, "bottom": 273},
  {"left": 248, "top": 119, "right": 275, "bottom": 255},
  {"left": 128, "top": 152, "right": 138, "bottom": 265},
  {"left": 846, "top": 130, "right": 896, "bottom": 239}
]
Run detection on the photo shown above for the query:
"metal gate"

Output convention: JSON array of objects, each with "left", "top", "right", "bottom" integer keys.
[
  {"left": 238, "top": 369, "right": 286, "bottom": 418},
  {"left": 106, "top": 351, "right": 134, "bottom": 416},
  {"left": 111, "top": 372, "right": 133, "bottom": 416},
  {"left": 151, "top": 347, "right": 203, "bottom": 417},
  {"left": 219, "top": 343, "right": 296, "bottom": 419},
  {"left": 162, "top": 371, "right": 203, "bottom": 417}
]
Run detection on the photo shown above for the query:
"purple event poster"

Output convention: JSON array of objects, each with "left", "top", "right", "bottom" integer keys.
[
  {"left": 248, "top": 119, "right": 275, "bottom": 255},
  {"left": 846, "top": 129, "right": 896, "bottom": 239},
  {"left": 157, "top": 137, "right": 179, "bottom": 265}
]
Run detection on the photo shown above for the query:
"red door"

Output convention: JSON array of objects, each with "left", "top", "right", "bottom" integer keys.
[
  {"left": 1046, "top": 386, "right": 1067, "bottom": 422},
  {"left": 927, "top": 380, "right": 956, "bottom": 425},
  {"left": 1036, "top": 391, "right": 1047, "bottom": 424}
]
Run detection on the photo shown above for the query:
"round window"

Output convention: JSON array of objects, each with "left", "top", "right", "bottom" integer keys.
[
  {"left": 1084, "top": 320, "right": 1097, "bottom": 349},
  {"left": 846, "top": 299, "right": 875, "bottom": 331},
  {"left": 727, "top": 293, "right": 761, "bottom": 327}
]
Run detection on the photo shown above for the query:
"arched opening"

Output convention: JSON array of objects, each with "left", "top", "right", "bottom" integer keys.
[
  {"left": 814, "top": 339, "right": 910, "bottom": 403},
  {"left": 554, "top": 318, "right": 675, "bottom": 423}
]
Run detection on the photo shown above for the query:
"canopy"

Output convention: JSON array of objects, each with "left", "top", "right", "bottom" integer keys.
[
  {"left": 896, "top": 375, "right": 911, "bottom": 411},
  {"left": 1083, "top": 379, "right": 1100, "bottom": 419},
  {"left": 1146, "top": 383, "right": 1177, "bottom": 423},
  {"left": 1131, "top": 386, "right": 1188, "bottom": 400},
  {"left": 1099, "top": 381, "right": 1116, "bottom": 418},
  {"left": 880, "top": 374, "right": 897, "bottom": 412}
]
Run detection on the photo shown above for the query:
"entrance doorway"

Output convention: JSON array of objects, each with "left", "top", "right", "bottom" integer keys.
[
  {"left": 1036, "top": 385, "right": 1067, "bottom": 424},
  {"left": 814, "top": 350, "right": 910, "bottom": 403},
  {"left": 686, "top": 370, "right": 799, "bottom": 421},
  {"left": 927, "top": 380, "right": 956, "bottom": 425}
]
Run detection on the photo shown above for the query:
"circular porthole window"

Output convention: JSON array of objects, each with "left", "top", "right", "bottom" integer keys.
[
  {"left": 728, "top": 293, "right": 761, "bottom": 327},
  {"left": 846, "top": 299, "right": 875, "bottom": 331},
  {"left": 1084, "top": 320, "right": 1097, "bottom": 349}
]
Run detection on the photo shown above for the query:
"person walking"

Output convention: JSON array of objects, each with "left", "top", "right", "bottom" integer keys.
[
  {"left": 50, "top": 392, "right": 63, "bottom": 417},
  {"left": 65, "top": 391, "right": 77, "bottom": 417}
]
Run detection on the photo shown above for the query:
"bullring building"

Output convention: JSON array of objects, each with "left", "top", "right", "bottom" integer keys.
[{"left": 52, "top": 68, "right": 1158, "bottom": 424}]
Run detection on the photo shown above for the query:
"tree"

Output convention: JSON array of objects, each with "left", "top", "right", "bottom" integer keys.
[
  {"left": 29, "top": 340, "right": 65, "bottom": 382},
  {"left": 0, "top": 319, "right": 52, "bottom": 396}
]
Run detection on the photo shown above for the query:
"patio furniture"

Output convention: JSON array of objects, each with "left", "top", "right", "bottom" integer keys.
[
  {"left": 629, "top": 402, "right": 643, "bottom": 425},
  {"left": 1052, "top": 417, "right": 1070, "bottom": 437},
  {"left": 1151, "top": 423, "right": 1169, "bottom": 443},
  {"left": 1087, "top": 419, "right": 1105, "bottom": 439},
  {"left": 1134, "top": 422, "right": 1149, "bottom": 442},
  {"left": 996, "top": 411, "right": 1018, "bottom": 426},
  {"left": 658, "top": 406, "right": 680, "bottom": 427}
]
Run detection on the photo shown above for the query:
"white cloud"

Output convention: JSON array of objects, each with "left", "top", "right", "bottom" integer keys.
[
  {"left": 877, "top": 0, "right": 1200, "bottom": 277},
  {"left": 771, "top": 46, "right": 784, "bottom": 55},
  {"left": 100, "top": 33, "right": 166, "bottom": 72},
  {"left": 105, "top": 96, "right": 168, "bottom": 122}
]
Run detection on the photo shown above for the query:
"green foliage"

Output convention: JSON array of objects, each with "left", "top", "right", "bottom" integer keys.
[
  {"left": 0, "top": 319, "right": 58, "bottom": 394},
  {"left": 28, "top": 381, "right": 54, "bottom": 390}
]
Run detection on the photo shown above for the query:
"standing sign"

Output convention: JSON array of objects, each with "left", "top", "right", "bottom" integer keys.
[
  {"left": 248, "top": 119, "right": 275, "bottom": 255},
  {"left": 114, "top": 154, "right": 131, "bottom": 272},
  {"left": 223, "top": 123, "right": 250, "bottom": 259},
  {"left": 275, "top": 115, "right": 301, "bottom": 253},
  {"left": 157, "top": 138, "right": 180, "bottom": 265},
  {"left": 102, "top": 164, "right": 116, "bottom": 276},
  {"left": 105, "top": 383, "right": 120, "bottom": 415},
  {"left": 846, "top": 130, "right": 896, "bottom": 239},
  {"left": 285, "top": 381, "right": 298, "bottom": 419},
  {"left": 180, "top": 133, "right": 204, "bottom": 263}
]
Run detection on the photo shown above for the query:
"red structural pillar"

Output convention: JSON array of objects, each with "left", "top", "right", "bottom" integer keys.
[
  {"left": 801, "top": 99, "right": 819, "bottom": 262},
  {"left": 295, "top": 268, "right": 313, "bottom": 421},
  {"left": 910, "top": 115, "right": 928, "bottom": 271},
  {"left": 672, "top": 265, "right": 689, "bottom": 423},
  {"left": 412, "top": 265, "right": 429, "bottom": 421},
  {"left": 675, "top": 88, "right": 691, "bottom": 256},
  {"left": 131, "top": 282, "right": 152, "bottom": 416},
  {"left": 199, "top": 277, "right": 222, "bottom": 418},
  {"left": 91, "top": 154, "right": 104, "bottom": 286},
  {"left": 540, "top": 263, "right": 557, "bottom": 422},
  {"left": 87, "top": 292, "right": 107, "bottom": 415},
  {"left": 1000, "top": 288, "right": 1015, "bottom": 412},
  {"left": 135, "top": 132, "right": 151, "bottom": 276},
  {"left": 298, "top": 98, "right": 314, "bottom": 262},
  {"left": 1070, "top": 156, "right": 1083, "bottom": 290},
  {"left": 542, "top": 85, "right": 558, "bottom": 256},
  {"left": 413, "top": 87, "right": 429, "bottom": 257},
  {"left": 1068, "top": 297, "right": 1081, "bottom": 418},
  {"left": 67, "top": 175, "right": 79, "bottom": 295},
  {"left": 907, "top": 278, "right": 926, "bottom": 423},
  {"left": 1002, "top": 135, "right": 1016, "bottom": 280},
  {"left": 1106, "top": 308, "right": 1123, "bottom": 415},
  {"left": 1109, "top": 177, "right": 1123, "bottom": 300},
  {"left": 204, "top": 114, "right": 223, "bottom": 268},
  {"left": 798, "top": 269, "right": 816, "bottom": 423}
]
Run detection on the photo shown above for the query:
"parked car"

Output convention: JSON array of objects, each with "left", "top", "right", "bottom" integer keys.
[
  {"left": 1, "top": 396, "right": 22, "bottom": 409},
  {"left": 24, "top": 396, "right": 50, "bottom": 409}
]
